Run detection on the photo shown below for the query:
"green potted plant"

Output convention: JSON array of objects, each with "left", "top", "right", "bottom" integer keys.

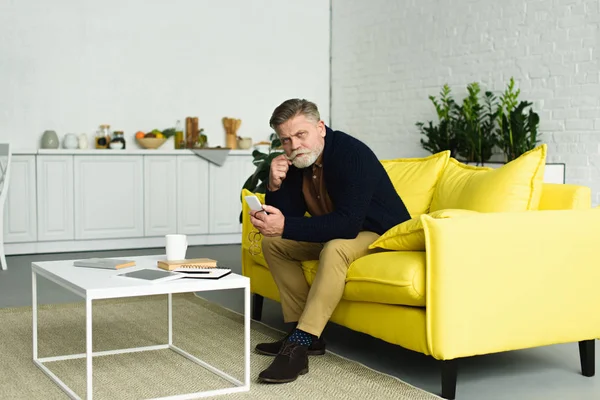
[
  {"left": 417, "top": 84, "right": 460, "bottom": 158},
  {"left": 496, "top": 78, "right": 540, "bottom": 162},
  {"left": 239, "top": 133, "right": 284, "bottom": 222},
  {"left": 242, "top": 133, "right": 284, "bottom": 194},
  {"left": 419, "top": 78, "right": 541, "bottom": 165},
  {"left": 453, "top": 83, "right": 498, "bottom": 166}
]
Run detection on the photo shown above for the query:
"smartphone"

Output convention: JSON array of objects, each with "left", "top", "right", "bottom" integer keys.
[{"left": 244, "top": 195, "right": 264, "bottom": 212}]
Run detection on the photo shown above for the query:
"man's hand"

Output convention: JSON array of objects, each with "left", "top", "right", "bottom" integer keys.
[
  {"left": 249, "top": 205, "right": 285, "bottom": 237},
  {"left": 268, "top": 154, "right": 292, "bottom": 191}
]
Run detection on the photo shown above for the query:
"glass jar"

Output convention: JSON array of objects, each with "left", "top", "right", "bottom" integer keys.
[
  {"left": 95, "top": 124, "right": 111, "bottom": 149},
  {"left": 110, "top": 131, "right": 126, "bottom": 149}
]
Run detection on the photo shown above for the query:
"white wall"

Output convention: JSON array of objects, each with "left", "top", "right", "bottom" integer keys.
[
  {"left": 0, "top": 0, "right": 330, "bottom": 151},
  {"left": 331, "top": 0, "right": 600, "bottom": 202}
]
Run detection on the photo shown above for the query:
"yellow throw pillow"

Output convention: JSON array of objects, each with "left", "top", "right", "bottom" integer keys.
[
  {"left": 368, "top": 209, "right": 479, "bottom": 251},
  {"left": 381, "top": 151, "right": 450, "bottom": 217},
  {"left": 430, "top": 144, "right": 547, "bottom": 213}
]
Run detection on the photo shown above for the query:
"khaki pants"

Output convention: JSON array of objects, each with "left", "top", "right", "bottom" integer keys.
[{"left": 261, "top": 231, "right": 380, "bottom": 337}]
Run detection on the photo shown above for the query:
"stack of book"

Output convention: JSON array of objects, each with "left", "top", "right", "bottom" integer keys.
[
  {"left": 73, "top": 258, "right": 136, "bottom": 270},
  {"left": 157, "top": 258, "right": 231, "bottom": 279}
]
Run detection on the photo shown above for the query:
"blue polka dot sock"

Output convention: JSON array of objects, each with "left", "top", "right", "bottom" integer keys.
[{"left": 287, "top": 328, "right": 314, "bottom": 347}]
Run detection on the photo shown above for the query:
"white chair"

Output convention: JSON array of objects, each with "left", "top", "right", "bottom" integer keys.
[{"left": 0, "top": 143, "right": 11, "bottom": 270}]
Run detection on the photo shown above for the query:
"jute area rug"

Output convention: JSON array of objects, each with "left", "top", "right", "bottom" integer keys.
[{"left": 0, "top": 293, "right": 440, "bottom": 399}]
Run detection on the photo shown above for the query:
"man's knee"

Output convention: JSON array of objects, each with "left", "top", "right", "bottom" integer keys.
[
  {"left": 321, "top": 235, "right": 373, "bottom": 266},
  {"left": 320, "top": 238, "right": 352, "bottom": 264},
  {"left": 261, "top": 235, "right": 283, "bottom": 254}
]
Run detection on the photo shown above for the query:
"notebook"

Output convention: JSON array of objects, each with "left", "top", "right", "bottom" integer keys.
[
  {"left": 157, "top": 258, "right": 218, "bottom": 271},
  {"left": 175, "top": 268, "right": 232, "bottom": 280},
  {"left": 73, "top": 258, "right": 136, "bottom": 270}
]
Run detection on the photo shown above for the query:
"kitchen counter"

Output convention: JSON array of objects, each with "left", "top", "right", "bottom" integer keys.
[{"left": 5, "top": 148, "right": 257, "bottom": 256}]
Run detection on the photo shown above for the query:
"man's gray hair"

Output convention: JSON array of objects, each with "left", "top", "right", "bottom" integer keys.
[{"left": 269, "top": 99, "right": 320, "bottom": 130}]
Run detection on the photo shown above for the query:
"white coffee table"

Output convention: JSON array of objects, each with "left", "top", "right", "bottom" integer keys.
[{"left": 31, "top": 255, "right": 251, "bottom": 400}]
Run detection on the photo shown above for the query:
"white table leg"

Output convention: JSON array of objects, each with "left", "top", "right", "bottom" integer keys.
[
  {"left": 32, "top": 270, "right": 38, "bottom": 360},
  {"left": 86, "top": 298, "right": 93, "bottom": 400},
  {"left": 244, "top": 285, "right": 250, "bottom": 389},
  {"left": 168, "top": 293, "right": 173, "bottom": 345}
]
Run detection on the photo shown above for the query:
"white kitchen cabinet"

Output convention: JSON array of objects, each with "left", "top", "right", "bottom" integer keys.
[
  {"left": 74, "top": 155, "right": 144, "bottom": 240},
  {"left": 176, "top": 155, "right": 209, "bottom": 235},
  {"left": 209, "top": 156, "right": 256, "bottom": 234},
  {"left": 3, "top": 155, "right": 37, "bottom": 243},
  {"left": 4, "top": 150, "right": 253, "bottom": 255},
  {"left": 37, "top": 155, "right": 74, "bottom": 241},
  {"left": 144, "top": 156, "right": 177, "bottom": 237}
]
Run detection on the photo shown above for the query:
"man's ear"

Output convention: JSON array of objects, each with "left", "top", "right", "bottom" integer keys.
[{"left": 317, "top": 120, "right": 326, "bottom": 137}]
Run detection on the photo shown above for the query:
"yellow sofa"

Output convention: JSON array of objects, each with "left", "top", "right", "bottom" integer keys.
[{"left": 241, "top": 145, "right": 599, "bottom": 399}]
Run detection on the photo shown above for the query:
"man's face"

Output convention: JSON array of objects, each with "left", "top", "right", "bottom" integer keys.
[{"left": 276, "top": 114, "right": 326, "bottom": 169}]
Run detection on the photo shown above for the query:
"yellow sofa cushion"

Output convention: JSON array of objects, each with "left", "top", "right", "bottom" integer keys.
[
  {"left": 343, "top": 251, "right": 426, "bottom": 307},
  {"left": 430, "top": 144, "right": 547, "bottom": 212},
  {"left": 381, "top": 151, "right": 450, "bottom": 217},
  {"left": 368, "top": 209, "right": 479, "bottom": 251}
]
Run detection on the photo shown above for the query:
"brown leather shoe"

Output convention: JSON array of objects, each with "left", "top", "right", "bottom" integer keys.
[
  {"left": 258, "top": 341, "right": 309, "bottom": 383},
  {"left": 255, "top": 333, "right": 326, "bottom": 356}
]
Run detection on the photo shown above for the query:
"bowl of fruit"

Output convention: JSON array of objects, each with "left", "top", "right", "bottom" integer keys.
[{"left": 136, "top": 130, "right": 166, "bottom": 149}]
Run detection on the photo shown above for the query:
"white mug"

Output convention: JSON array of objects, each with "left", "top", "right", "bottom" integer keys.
[{"left": 165, "top": 234, "right": 188, "bottom": 260}]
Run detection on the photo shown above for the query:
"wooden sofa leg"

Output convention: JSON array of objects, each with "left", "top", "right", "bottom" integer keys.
[
  {"left": 441, "top": 359, "right": 457, "bottom": 400},
  {"left": 579, "top": 340, "right": 595, "bottom": 377},
  {"left": 252, "top": 294, "right": 264, "bottom": 321}
]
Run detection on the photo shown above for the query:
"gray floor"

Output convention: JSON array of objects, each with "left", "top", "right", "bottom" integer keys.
[{"left": 3, "top": 245, "right": 599, "bottom": 400}]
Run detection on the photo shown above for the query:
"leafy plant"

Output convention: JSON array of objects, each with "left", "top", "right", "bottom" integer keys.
[
  {"left": 161, "top": 128, "right": 176, "bottom": 139},
  {"left": 419, "top": 78, "right": 540, "bottom": 164},
  {"left": 239, "top": 133, "right": 284, "bottom": 222},
  {"left": 497, "top": 100, "right": 540, "bottom": 162},
  {"left": 417, "top": 84, "right": 460, "bottom": 158},
  {"left": 496, "top": 78, "right": 540, "bottom": 161},
  {"left": 453, "top": 83, "right": 498, "bottom": 165},
  {"left": 241, "top": 133, "right": 284, "bottom": 194}
]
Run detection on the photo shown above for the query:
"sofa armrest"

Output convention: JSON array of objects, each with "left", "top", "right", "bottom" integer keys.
[
  {"left": 241, "top": 190, "right": 261, "bottom": 277},
  {"left": 539, "top": 183, "right": 591, "bottom": 210},
  {"left": 422, "top": 209, "right": 600, "bottom": 360}
]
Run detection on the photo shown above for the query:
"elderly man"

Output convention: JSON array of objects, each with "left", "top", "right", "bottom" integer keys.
[{"left": 249, "top": 98, "right": 411, "bottom": 383}]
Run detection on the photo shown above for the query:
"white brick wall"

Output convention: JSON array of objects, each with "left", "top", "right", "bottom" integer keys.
[{"left": 331, "top": 0, "right": 600, "bottom": 205}]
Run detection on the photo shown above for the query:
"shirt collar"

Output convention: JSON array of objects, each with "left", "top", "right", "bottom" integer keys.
[{"left": 313, "top": 152, "right": 324, "bottom": 168}]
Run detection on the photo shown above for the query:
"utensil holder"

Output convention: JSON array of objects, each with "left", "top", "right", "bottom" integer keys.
[{"left": 226, "top": 134, "right": 237, "bottom": 149}]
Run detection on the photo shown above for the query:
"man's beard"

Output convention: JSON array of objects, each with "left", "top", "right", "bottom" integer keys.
[{"left": 288, "top": 145, "right": 324, "bottom": 169}]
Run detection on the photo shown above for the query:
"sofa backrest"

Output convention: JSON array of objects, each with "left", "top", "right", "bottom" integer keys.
[{"left": 381, "top": 146, "right": 592, "bottom": 215}]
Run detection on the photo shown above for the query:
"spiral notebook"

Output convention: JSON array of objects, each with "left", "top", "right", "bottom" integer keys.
[
  {"left": 174, "top": 269, "right": 232, "bottom": 279},
  {"left": 157, "top": 258, "right": 218, "bottom": 271}
]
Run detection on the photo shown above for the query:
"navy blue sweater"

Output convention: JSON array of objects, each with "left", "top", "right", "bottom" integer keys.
[{"left": 265, "top": 127, "right": 411, "bottom": 243}]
